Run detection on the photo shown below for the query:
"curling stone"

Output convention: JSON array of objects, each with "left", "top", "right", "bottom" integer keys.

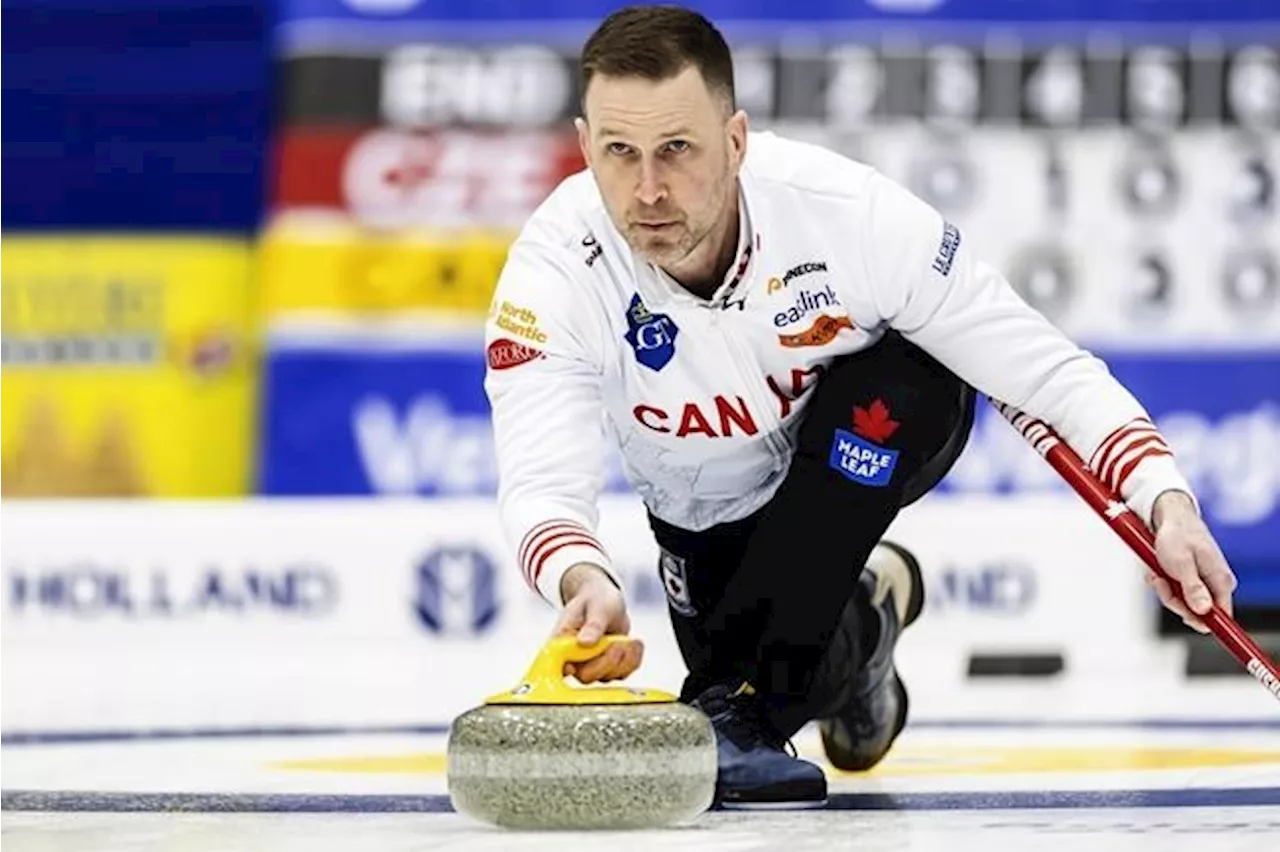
[{"left": 447, "top": 635, "right": 717, "bottom": 830}]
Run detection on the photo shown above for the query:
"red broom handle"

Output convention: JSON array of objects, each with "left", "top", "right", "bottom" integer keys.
[{"left": 990, "top": 399, "right": 1280, "bottom": 702}]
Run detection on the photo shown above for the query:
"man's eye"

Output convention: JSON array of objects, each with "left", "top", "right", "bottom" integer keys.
[
  {"left": 665, "top": 140, "right": 690, "bottom": 154},
  {"left": 607, "top": 142, "right": 632, "bottom": 156}
]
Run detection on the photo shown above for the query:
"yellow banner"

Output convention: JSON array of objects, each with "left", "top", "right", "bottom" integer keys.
[
  {"left": 259, "top": 222, "right": 511, "bottom": 317},
  {"left": 2, "top": 237, "right": 256, "bottom": 497}
]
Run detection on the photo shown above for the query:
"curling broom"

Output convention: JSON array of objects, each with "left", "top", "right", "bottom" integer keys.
[{"left": 991, "top": 399, "right": 1280, "bottom": 703}]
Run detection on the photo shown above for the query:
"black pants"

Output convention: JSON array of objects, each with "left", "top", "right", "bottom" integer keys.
[{"left": 648, "top": 332, "right": 975, "bottom": 737}]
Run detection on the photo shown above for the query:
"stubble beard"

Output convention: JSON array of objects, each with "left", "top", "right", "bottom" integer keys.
[
  {"left": 627, "top": 221, "right": 695, "bottom": 267},
  {"left": 627, "top": 180, "right": 728, "bottom": 271}
]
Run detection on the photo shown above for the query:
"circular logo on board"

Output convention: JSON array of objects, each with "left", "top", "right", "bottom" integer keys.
[{"left": 414, "top": 545, "right": 500, "bottom": 636}]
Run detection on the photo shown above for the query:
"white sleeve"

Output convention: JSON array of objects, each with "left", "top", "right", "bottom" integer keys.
[
  {"left": 483, "top": 239, "right": 621, "bottom": 607},
  {"left": 860, "top": 172, "right": 1196, "bottom": 526}
]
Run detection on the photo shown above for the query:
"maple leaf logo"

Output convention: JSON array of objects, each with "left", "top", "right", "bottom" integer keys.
[{"left": 852, "top": 398, "right": 900, "bottom": 443}]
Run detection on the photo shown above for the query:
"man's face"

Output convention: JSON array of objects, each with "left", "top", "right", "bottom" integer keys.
[{"left": 578, "top": 65, "right": 746, "bottom": 270}]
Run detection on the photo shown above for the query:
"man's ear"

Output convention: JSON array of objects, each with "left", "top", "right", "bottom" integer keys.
[
  {"left": 575, "top": 117, "right": 592, "bottom": 168},
  {"left": 727, "top": 109, "right": 748, "bottom": 171}
]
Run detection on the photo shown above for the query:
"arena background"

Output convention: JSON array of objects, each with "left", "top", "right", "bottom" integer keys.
[{"left": 3, "top": 0, "right": 1277, "bottom": 733}]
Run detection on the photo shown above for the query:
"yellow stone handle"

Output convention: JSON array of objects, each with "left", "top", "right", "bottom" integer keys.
[
  {"left": 483, "top": 634, "right": 675, "bottom": 705},
  {"left": 523, "top": 635, "right": 632, "bottom": 685}
]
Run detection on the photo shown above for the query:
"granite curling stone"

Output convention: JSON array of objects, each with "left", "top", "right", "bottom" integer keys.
[{"left": 447, "top": 635, "right": 717, "bottom": 830}]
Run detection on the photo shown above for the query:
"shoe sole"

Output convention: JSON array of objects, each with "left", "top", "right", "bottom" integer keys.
[{"left": 716, "top": 779, "right": 829, "bottom": 810}]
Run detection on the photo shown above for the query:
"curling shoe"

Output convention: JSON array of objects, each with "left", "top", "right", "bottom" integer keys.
[
  {"left": 819, "top": 540, "right": 925, "bottom": 771},
  {"left": 690, "top": 681, "right": 827, "bottom": 809}
]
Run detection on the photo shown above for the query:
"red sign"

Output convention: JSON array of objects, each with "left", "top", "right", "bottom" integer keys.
[{"left": 272, "top": 127, "right": 586, "bottom": 229}]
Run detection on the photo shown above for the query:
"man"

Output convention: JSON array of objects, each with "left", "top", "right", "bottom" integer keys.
[{"left": 483, "top": 5, "right": 1237, "bottom": 808}]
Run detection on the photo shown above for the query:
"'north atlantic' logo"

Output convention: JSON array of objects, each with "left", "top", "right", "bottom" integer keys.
[{"left": 624, "top": 293, "right": 679, "bottom": 371}]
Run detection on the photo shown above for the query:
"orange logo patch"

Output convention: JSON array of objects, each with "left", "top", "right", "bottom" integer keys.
[{"left": 778, "top": 314, "right": 855, "bottom": 348}]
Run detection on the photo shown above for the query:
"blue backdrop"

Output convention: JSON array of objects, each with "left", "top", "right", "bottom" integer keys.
[{"left": 2, "top": 0, "right": 271, "bottom": 231}]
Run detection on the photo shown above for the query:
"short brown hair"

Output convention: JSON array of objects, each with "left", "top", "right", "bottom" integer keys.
[{"left": 579, "top": 5, "right": 736, "bottom": 113}]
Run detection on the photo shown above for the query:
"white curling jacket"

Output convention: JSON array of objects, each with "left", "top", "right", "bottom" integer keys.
[{"left": 483, "top": 131, "right": 1193, "bottom": 606}]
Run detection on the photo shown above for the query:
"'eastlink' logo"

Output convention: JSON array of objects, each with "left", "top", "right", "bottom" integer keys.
[
  {"left": 774, "top": 285, "right": 840, "bottom": 327},
  {"left": 624, "top": 293, "right": 678, "bottom": 371}
]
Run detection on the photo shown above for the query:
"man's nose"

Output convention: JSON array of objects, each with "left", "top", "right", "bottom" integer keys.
[{"left": 635, "top": 160, "right": 666, "bottom": 207}]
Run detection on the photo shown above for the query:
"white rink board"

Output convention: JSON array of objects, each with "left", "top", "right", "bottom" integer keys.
[{"left": 1, "top": 494, "right": 1161, "bottom": 731}]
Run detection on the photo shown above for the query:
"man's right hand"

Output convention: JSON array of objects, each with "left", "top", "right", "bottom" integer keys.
[{"left": 554, "top": 563, "right": 644, "bottom": 684}]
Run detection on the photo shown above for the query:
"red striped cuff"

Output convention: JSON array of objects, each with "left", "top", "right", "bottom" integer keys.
[
  {"left": 1090, "top": 418, "right": 1172, "bottom": 493},
  {"left": 1089, "top": 418, "right": 1155, "bottom": 469},
  {"left": 518, "top": 519, "right": 606, "bottom": 589},
  {"left": 1112, "top": 445, "right": 1176, "bottom": 494}
]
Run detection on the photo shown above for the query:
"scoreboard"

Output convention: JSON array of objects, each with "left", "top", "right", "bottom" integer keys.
[
  {"left": 280, "top": 39, "right": 1279, "bottom": 131},
  {"left": 271, "top": 2, "right": 1278, "bottom": 347}
]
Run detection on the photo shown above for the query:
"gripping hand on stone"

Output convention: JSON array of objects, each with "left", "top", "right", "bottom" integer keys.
[{"left": 553, "top": 563, "right": 644, "bottom": 684}]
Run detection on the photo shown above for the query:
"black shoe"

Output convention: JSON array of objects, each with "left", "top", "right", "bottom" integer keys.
[
  {"left": 690, "top": 681, "right": 828, "bottom": 809},
  {"left": 819, "top": 540, "right": 924, "bottom": 771}
]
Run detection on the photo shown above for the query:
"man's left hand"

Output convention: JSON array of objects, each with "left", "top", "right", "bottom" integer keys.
[{"left": 1149, "top": 490, "right": 1238, "bottom": 634}]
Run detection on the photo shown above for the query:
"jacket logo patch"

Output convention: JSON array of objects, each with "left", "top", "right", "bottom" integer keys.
[
  {"left": 624, "top": 293, "right": 678, "bottom": 371},
  {"left": 829, "top": 398, "right": 900, "bottom": 486},
  {"left": 493, "top": 301, "right": 548, "bottom": 344},
  {"left": 487, "top": 338, "right": 543, "bottom": 370},
  {"left": 853, "top": 399, "right": 900, "bottom": 443},
  {"left": 932, "top": 221, "right": 962, "bottom": 277},
  {"left": 659, "top": 550, "right": 697, "bottom": 616},
  {"left": 830, "top": 431, "right": 899, "bottom": 486},
  {"left": 773, "top": 285, "right": 841, "bottom": 327},
  {"left": 582, "top": 234, "right": 603, "bottom": 267},
  {"left": 778, "top": 314, "right": 855, "bottom": 347},
  {"left": 767, "top": 261, "right": 828, "bottom": 294}
]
